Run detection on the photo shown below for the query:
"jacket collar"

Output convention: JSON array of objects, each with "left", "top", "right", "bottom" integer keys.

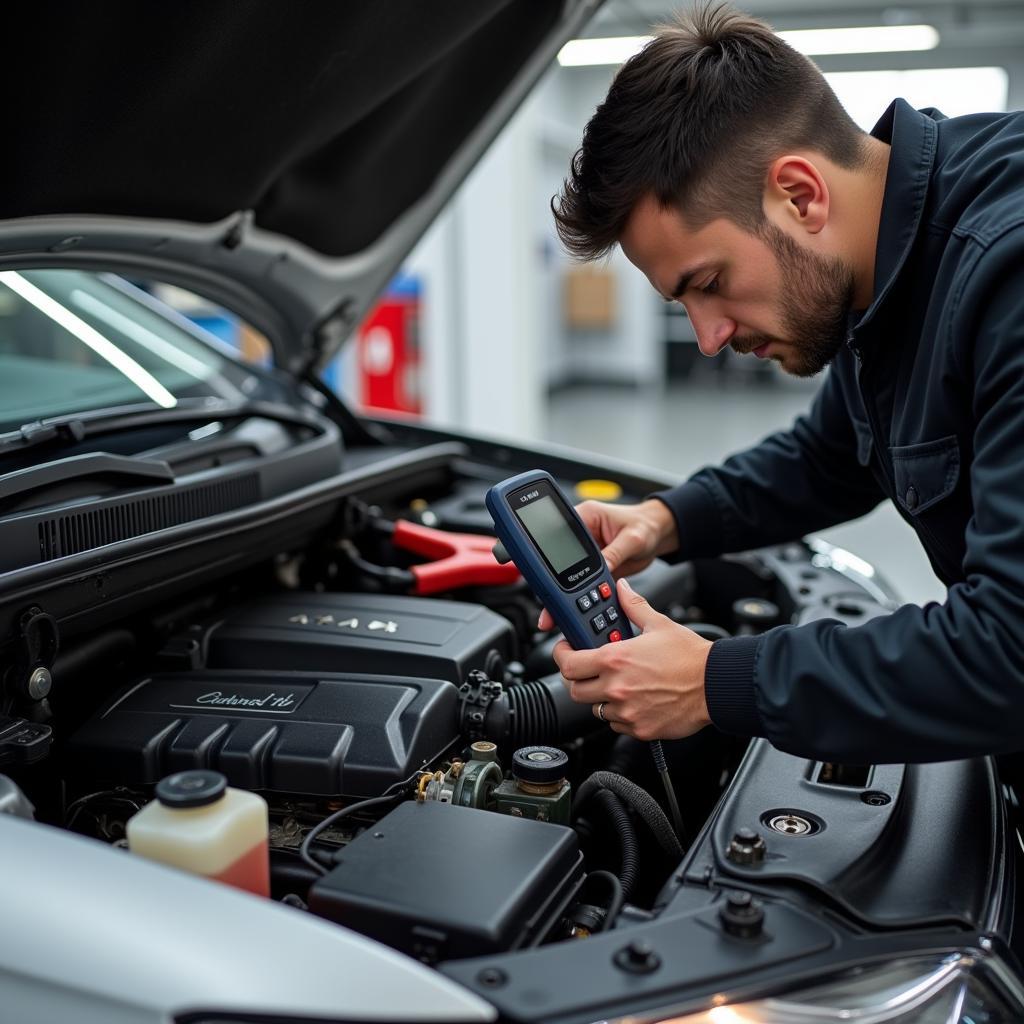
[{"left": 852, "top": 99, "right": 939, "bottom": 339}]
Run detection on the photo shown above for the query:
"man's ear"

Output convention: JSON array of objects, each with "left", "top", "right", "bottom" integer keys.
[{"left": 764, "top": 156, "right": 829, "bottom": 234}]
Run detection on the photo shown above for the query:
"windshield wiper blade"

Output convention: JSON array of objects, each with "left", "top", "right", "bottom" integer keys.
[
  {"left": 0, "top": 418, "right": 87, "bottom": 455},
  {"left": 0, "top": 399, "right": 322, "bottom": 457},
  {"left": 0, "top": 452, "right": 175, "bottom": 506}
]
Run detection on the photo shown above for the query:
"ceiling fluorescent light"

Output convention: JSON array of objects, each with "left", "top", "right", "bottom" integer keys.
[
  {"left": 557, "top": 36, "right": 651, "bottom": 67},
  {"left": 557, "top": 24, "right": 938, "bottom": 67},
  {"left": 778, "top": 25, "right": 939, "bottom": 56}
]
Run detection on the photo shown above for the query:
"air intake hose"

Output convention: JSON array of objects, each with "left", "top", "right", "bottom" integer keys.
[{"left": 464, "top": 671, "right": 598, "bottom": 748}]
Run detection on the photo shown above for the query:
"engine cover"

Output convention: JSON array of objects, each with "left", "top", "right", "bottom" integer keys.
[
  {"left": 202, "top": 593, "right": 514, "bottom": 684},
  {"left": 68, "top": 670, "right": 460, "bottom": 797}
]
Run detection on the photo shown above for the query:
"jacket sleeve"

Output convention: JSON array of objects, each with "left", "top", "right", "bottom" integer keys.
[
  {"left": 706, "top": 230, "right": 1024, "bottom": 763},
  {"left": 650, "top": 355, "right": 885, "bottom": 562}
]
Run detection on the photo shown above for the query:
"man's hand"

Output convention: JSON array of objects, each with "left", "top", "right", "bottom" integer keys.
[
  {"left": 537, "top": 498, "right": 678, "bottom": 631},
  {"left": 553, "top": 578, "right": 712, "bottom": 742}
]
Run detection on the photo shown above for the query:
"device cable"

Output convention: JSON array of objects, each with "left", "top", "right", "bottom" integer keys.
[{"left": 649, "top": 740, "right": 685, "bottom": 841}]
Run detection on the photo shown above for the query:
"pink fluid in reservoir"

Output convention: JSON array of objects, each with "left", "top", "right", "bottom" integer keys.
[{"left": 210, "top": 838, "right": 270, "bottom": 897}]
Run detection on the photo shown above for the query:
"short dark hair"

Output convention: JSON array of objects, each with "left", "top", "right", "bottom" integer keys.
[{"left": 552, "top": 3, "right": 869, "bottom": 260}]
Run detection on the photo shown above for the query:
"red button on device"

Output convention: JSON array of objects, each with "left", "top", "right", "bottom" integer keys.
[
  {"left": 598, "top": 582, "right": 612, "bottom": 599},
  {"left": 608, "top": 630, "right": 622, "bottom": 642}
]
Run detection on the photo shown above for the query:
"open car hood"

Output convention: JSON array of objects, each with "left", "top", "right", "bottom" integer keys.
[{"left": 0, "top": 1, "right": 597, "bottom": 374}]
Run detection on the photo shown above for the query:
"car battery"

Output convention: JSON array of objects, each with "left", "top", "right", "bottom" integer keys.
[
  {"left": 308, "top": 801, "right": 583, "bottom": 962},
  {"left": 202, "top": 593, "right": 514, "bottom": 685},
  {"left": 68, "top": 670, "right": 460, "bottom": 798}
]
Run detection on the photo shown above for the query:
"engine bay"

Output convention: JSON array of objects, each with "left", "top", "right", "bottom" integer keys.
[{"left": 0, "top": 438, "right": 1009, "bottom": 997}]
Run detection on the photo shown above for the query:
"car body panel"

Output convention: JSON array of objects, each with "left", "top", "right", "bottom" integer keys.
[{"left": 0, "top": 812, "right": 496, "bottom": 1023}]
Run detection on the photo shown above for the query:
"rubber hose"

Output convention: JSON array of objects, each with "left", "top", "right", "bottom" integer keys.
[
  {"left": 591, "top": 789, "right": 639, "bottom": 900},
  {"left": 584, "top": 868, "right": 625, "bottom": 931},
  {"left": 496, "top": 672, "right": 597, "bottom": 748},
  {"left": 606, "top": 736, "right": 648, "bottom": 778},
  {"left": 574, "top": 771, "right": 684, "bottom": 861}
]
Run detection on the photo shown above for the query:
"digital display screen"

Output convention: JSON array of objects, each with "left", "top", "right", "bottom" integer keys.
[{"left": 515, "top": 495, "right": 588, "bottom": 573}]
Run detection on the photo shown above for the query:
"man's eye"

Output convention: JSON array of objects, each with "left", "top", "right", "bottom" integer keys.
[{"left": 700, "top": 277, "right": 719, "bottom": 296}]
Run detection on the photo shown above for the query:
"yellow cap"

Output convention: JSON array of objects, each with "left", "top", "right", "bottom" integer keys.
[{"left": 574, "top": 479, "right": 623, "bottom": 502}]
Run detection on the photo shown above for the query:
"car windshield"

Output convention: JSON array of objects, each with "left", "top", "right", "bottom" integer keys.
[{"left": 0, "top": 269, "right": 264, "bottom": 432}]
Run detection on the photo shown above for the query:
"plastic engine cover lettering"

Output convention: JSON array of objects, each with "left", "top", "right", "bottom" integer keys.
[
  {"left": 68, "top": 671, "right": 460, "bottom": 797},
  {"left": 203, "top": 593, "right": 514, "bottom": 684}
]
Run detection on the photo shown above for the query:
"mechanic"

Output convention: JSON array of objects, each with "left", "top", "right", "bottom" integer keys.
[{"left": 545, "top": 3, "right": 1024, "bottom": 764}]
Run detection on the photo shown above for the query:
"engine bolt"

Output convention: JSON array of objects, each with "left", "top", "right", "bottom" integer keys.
[
  {"left": 861, "top": 791, "right": 891, "bottom": 806},
  {"left": 726, "top": 826, "right": 766, "bottom": 864},
  {"left": 27, "top": 667, "right": 52, "bottom": 700},
  {"left": 719, "top": 889, "right": 765, "bottom": 939},
  {"left": 613, "top": 939, "right": 661, "bottom": 974}
]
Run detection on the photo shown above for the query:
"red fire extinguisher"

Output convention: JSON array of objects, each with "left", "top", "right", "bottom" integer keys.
[{"left": 357, "top": 273, "right": 422, "bottom": 415}]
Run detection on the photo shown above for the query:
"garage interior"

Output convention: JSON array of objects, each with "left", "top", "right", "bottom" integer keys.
[
  {"left": 4, "top": 2, "right": 1024, "bottom": 1016},
  {"left": 322, "top": 0, "right": 1024, "bottom": 608}
]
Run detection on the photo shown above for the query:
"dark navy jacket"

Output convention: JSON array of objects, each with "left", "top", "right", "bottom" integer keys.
[{"left": 653, "top": 99, "right": 1024, "bottom": 763}]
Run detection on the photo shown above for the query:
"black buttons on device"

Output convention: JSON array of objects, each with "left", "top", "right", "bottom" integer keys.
[{"left": 574, "top": 579, "right": 624, "bottom": 642}]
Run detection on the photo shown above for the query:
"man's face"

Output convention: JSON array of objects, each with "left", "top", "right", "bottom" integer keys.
[{"left": 619, "top": 194, "right": 855, "bottom": 377}]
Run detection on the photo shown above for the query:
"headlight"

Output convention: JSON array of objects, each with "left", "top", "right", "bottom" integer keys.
[{"left": 611, "top": 949, "right": 1024, "bottom": 1024}]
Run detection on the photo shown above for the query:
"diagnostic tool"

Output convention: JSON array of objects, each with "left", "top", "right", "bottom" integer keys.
[
  {"left": 486, "top": 470, "right": 632, "bottom": 650},
  {"left": 487, "top": 469, "right": 684, "bottom": 841}
]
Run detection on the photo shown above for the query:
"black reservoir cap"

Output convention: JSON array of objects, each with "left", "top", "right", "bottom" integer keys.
[
  {"left": 512, "top": 746, "right": 568, "bottom": 785},
  {"left": 156, "top": 770, "right": 227, "bottom": 808}
]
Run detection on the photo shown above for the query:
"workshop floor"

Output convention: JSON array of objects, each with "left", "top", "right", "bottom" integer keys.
[{"left": 544, "top": 369, "right": 946, "bottom": 607}]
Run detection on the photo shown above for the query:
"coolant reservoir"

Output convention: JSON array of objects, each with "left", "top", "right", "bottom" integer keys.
[{"left": 126, "top": 770, "right": 269, "bottom": 897}]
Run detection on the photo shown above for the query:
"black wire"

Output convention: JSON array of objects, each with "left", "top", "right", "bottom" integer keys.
[
  {"left": 586, "top": 869, "right": 624, "bottom": 931},
  {"left": 337, "top": 540, "right": 414, "bottom": 591},
  {"left": 64, "top": 788, "right": 144, "bottom": 830},
  {"left": 591, "top": 790, "right": 638, "bottom": 900},
  {"left": 649, "top": 740, "right": 685, "bottom": 840},
  {"left": 297, "top": 768, "right": 424, "bottom": 877},
  {"left": 574, "top": 771, "right": 683, "bottom": 861},
  {"left": 299, "top": 793, "right": 403, "bottom": 876}
]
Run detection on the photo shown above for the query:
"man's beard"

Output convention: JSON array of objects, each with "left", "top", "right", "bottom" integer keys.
[{"left": 731, "top": 222, "right": 856, "bottom": 378}]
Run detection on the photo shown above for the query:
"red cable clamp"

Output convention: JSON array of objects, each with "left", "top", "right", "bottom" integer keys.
[{"left": 391, "top": 520, "right": 521, "bottom": 595}]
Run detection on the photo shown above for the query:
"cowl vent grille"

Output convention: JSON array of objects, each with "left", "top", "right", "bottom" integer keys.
[{"left": 37, "top": 475, "right": 260, "bottom": 561}]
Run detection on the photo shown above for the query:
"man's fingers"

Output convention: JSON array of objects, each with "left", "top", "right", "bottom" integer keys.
[
  {"left": 617, "top": 577, "right": 663, "bottom": 631},
  {"left": 600, "top": 540, "right": 625, "bottom": 574},
  {"left": 552, "top": 640, "right": 604, "bottom": 682},
  {"left": 559, "top": 653, "right": 605, "bottom": 681},
  {"left": 537, "top": 607, "right": 554, "bottom": 631}
]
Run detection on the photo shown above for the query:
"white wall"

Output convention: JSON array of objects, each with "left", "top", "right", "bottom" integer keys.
[
  {"left": 404, "top": 62, "right": 662, "bottom": 437},
  {"left": 405, "top": 86, "right": 548, "bottom": 441}
]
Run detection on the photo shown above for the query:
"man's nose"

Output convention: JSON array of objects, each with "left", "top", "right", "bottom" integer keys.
[{"left": 688, "top": 307, "right": 736, "bottom": 356}]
